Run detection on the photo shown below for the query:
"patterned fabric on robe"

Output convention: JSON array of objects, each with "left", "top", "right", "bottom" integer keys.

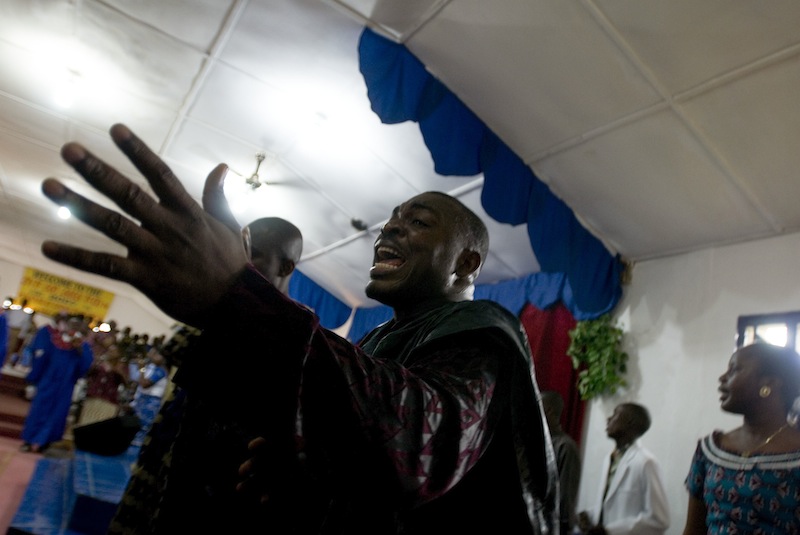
[{"left": 108, "top": 266, "right": 557, "bottom": 534}]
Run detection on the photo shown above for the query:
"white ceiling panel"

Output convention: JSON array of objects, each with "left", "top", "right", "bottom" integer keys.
[
  {"left": 0, "top": 0, "right": 797, "bottom": 317},
  {"left": 680, "top": 56, "right": 800, "bottom": 231},
  {"left": 535, "top": 108, "right": 771, "bottom": 259},
  {"left": 0, "top": 98, "right": 70, "bottom": 151},
  {"left": 330, "top": 0, "right": 449, "bottom": 40},
  {"left": 101, "top": 0, "right": 235, "bottom": 51},
  {"left": 221, "top": 0, "right": 363, "bottom": 88},
  {"left": 407, "top": 0, "right": 662, "bottom": 159},
  {"left": 595, "top": 0, "right": 800, "bottom": 94}
]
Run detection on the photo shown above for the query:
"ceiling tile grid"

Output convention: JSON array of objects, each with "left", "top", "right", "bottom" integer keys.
[
  {"left": 404, "top": 0, "right": 663, "bottom": 160},
  {"left": 593, "top": 0, "right": 800, "bottom": 95},
  {"left": 329, "top": 0, "right": 452, "bottom": 40},
  {"left": 101, "top": 0, "right": 234, "bottom": 51},
  {"left": 534, "top": 108, "right": 772, "bottom": 259},
  {"left": 678, "top": 56, "right": 800, "bottom": 233},
  {"left": 0, "top": 0, "right": 798, "bottom": 316}
]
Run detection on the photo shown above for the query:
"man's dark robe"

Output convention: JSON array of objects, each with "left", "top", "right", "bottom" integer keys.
[{"left": 109, "top": 266, "right": 558, "bottom": 534}]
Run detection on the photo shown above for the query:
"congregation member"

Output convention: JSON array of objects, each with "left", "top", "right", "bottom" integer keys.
[
  {"left": 541, "top": 390, "right": 582, "bottom": 535},
  {"left": 128, "top": 346, "right": 170, "bottom": 448},
  {"left": 20, "top": 314, "right": 94, "bottom": 453},
  {"left": 682, "top": 342, "right": 800, "bottom": 534},
  {"left": 78, "top": 342, "right": 128, "bottom": 425},
  {"left": 0, "top": 307, "right": 6, "bottom": 367},
  {"left": 39, "top": 124, "right": 557, "bottom": 533},
  {"left": 4, "top": 298, "right": 35, "bottom": 363},
  {"left": 108, "top": 215, "right": 304, "bottom": 534},
  {"left": 578, "top": 402, "right": 669, "bottom": 535}
]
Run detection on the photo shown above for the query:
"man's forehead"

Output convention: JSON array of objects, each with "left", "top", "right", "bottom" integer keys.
[
  {"left": 394, "top": 193, "right": 453, "bottom": 215},
  {"left": 733, "top": 346, "right": 759, "bottom": 363}
]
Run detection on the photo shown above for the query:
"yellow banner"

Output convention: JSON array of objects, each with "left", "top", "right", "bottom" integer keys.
[{"left": 17, "top": 267, "right": 115, "bottom": 321}]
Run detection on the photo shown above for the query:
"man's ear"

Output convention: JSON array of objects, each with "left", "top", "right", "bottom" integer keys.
[
  {"left": 279, "top": 258, "right": 296, "bottom": 278},
  {"left": 762, "top": 376, "right": 782, "bottom": 397},
  {"left": 455, "top": 249, "right": 481, "bottom": 282},
  {"left": 241, "top": 227, "right": 252, "bottom": 260}
]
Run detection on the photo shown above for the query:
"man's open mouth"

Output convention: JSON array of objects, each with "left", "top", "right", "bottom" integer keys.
[{"left": 372, "top": 245, "right": 406, "bottom": 273}]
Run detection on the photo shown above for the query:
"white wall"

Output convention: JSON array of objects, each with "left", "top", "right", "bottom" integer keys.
[{"left": 575, "top": 230, "right": 800, "bottom": 535}]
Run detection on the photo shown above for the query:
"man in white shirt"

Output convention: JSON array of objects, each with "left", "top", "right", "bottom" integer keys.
[{"left": 578, "top": 402, "right": 669, "bottom": 535}]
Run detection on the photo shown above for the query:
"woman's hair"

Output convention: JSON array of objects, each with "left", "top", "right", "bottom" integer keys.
[{"left": 748, "top": 342, "right": 800, "bottom": 413}]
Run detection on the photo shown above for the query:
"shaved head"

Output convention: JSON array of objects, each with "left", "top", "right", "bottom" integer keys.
[{"left": 245, "top": 217, "right": 303, "bottom": 294}]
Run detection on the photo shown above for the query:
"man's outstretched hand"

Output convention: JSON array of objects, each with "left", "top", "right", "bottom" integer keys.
[{"left": 41, "top": 124, "right": 249, "bottom": 326}]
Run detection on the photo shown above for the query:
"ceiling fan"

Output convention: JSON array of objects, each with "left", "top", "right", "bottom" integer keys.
[
  {"left": 244, "top": 151, "right": 268, "bottom": 190},
  {"left": 229, "top": 150, "right": 305, "bottom": 191}
]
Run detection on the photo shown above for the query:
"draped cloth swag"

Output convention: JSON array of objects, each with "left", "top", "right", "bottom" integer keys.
[
  {"left": 520, "top": 303, "right": 584, "bottom": 444},
  {"left": 289, "top": 28, "right": 625, "bottom": 350},
  {"left": 356, "top": 27, "right": 622, "bottom": 318},
  {"left": 289, "top": 270, "right": 351, "bottom": 330}
]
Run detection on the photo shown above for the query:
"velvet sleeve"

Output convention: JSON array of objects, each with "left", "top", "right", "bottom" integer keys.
[
  {"left": 298, "top": 324, "right": 514, "bottom": 508},
  {"left": 182, "top": 267, "right": 515, "bottom": 509},
  {"left": 176, "top": 265, "right": 318, "bottom": 428}
]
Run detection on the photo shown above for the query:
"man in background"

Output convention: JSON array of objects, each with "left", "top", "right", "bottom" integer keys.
[
  {"left": 541, "top": 390, "right": 582, "bottom": 535},
  {"left": 0, "top": 308, "right": 7, "bottom": 367},
  {"left": 578, "top": 402, "right": 669, "bottom": 535},
  {"left": 107, "top": 216, "right": 304, "bottom": 533},
  {"left": 21, "top": 314, "right": 93, "bottom": 453},
  {"left": 242, "top": 217, "right": 303, "bottom": 294}
]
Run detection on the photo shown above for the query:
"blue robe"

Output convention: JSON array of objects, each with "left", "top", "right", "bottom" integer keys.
[
  {"left": 0, "top": 313, "right": 7, "bottom": 366},
  {"left": 22, "top": 326, "right": 93, "bottom": 447}
]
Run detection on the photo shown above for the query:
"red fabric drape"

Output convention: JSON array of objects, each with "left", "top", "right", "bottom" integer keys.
[{"left": 519, "top": 302, "right": 585, "bottom": 445}]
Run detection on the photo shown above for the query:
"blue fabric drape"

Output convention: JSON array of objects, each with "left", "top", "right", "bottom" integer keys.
[
  {"left": 288, "top": 270, "right": 351, "bottom": 330},
  {"left": 357, "top": 27, "right": 623, "bottom": 319},
  {"left": 346, "top": 272, "right": 612, "bottom": 344},
  {"left": 287, "top": 27, "right": 625, "bottom": 338},
  {"left": 348, "top": 305, "right": 394, "bottom": 344}
]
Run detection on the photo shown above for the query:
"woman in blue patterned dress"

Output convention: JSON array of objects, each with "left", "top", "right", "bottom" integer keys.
[{"left": 683, "top": 342, "right": 800, "bottom": 534}]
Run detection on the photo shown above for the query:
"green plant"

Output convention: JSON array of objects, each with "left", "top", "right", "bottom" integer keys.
[{"left": 567, "top": 313, "right": 628, "bottom": 400}]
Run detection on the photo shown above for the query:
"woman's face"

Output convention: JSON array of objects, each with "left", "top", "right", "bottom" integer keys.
[{"left": 718, "top": 347, "right": 762, "bottom": 414}]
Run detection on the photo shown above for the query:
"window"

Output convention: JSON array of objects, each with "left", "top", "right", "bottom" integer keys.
[{"left": 737, "top": 311, "right": 800, "bottom": 353}]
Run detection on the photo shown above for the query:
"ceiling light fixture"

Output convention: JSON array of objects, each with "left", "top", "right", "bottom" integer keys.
[
  {"left": 54, "top": 69, "right": 81, "bottom": 109},
  {"left": 245, "top": 151, "right": 267, "bottom": 190},
  {"left": 350, "top": 218, "right": 368, "bottom": 231}
]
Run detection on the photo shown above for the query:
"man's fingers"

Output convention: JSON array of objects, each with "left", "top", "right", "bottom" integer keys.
[
  {"left": 42, "top": 178, "right": 155, "bottom": 254},
  {"left": 239, "top": 436, "right": 268, "bottom": 477},
  {"left": 39, "top": 178, "right": 148, "bottom": 283},
  {"left": 41, "top": 241, "right": 135, "bottom": 285},
  {"left": 109, "top": 124, "right": 194, "bottom": 210},
  {"left": 202, "top": 164, "right": 241, "bottom": 234},
  {"left": 60, "top": 142, "right": 163, "bottom": 226},
  {"left": 239, "top": 458, "right": 255, "bottom": 477},
  {"left": 44, "top": 124, "right": 250, "bottom": 326},
  {"left": 247, "top": 436, "right": 268, "bottom": 451}
]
